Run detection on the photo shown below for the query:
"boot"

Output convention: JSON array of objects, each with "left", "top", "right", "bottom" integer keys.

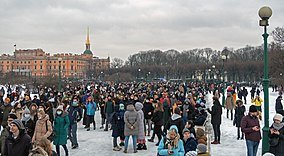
[
  {"left": 148, "top": 138, "right": 154, "bottom": 142},
  {"left": 211, "top": 140, "right": 218, "bottom": 144},
  {"left": 137, "top": 143, "right": 142, "bottom": 150},
  {"left": 119, "top": 142, "right": 125, "bottom": 146},
  {"left": 142, "top": 144, "right": 147, "bottom": 150},
  {"left": 123, "top": 149, "right": 127, "bottom": 153}
]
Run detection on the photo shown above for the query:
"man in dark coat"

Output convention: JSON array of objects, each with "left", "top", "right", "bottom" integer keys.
[
  {"left": 275, "top": 96, "right": 284, "bottom": 116},
  {"left": 4, "top": 119, "right": 31, "bottom": 156},
  {"left": 242, "top": 87, "right": 248, "bottom": 104},
  {"left": 241, "top": 105, "right": 261, "bottom": 156},
  {"left": 207, "top": 97, "right": 222, "bottom": 144},
  {"left": 165, "top": 107, "right": 184, "bottom": 139},
  {"left": 142, "top": 98, "right": 154, "bottom": 136}
]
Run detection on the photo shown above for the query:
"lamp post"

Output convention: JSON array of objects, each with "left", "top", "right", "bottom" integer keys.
[
  {"left": 138, "top": 68, "right": 141, "bottom": 80},
  {"left": 58, "top": 57, "right": 62, "bottom": 92},
  {"left": 259, "top": 6, "right": 272, "bottom": 154},
  {"left": 221, "top": 55, "right": 226, "bottom": 107},
  {"left": 212, "top": 65, "right": 216, "bottom": 83}
]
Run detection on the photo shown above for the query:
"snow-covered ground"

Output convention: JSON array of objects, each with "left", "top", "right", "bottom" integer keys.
[{"left": 1, "top": 85, "right": 281, "bottom": 156}]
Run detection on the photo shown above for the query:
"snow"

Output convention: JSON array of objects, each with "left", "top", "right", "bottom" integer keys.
[{"left": 1, "top": 85, "right": 281, "bottom": 156}]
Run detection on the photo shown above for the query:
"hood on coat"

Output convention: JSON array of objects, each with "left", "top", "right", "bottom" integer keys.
[
  {"left": 171, "top": 113, "right": 181, "bottom": 121},
  {"left": 169, "top": 125, "right": 179, "bottom": 133},
  {"left": 126, "top": 104, "right": 135, "bottom": 111},
  {"left": 135, "top": 102, "right": 143, "bottom": 111}
]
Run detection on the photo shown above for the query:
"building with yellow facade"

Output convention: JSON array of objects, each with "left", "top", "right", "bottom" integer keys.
[{"left": 0, "top": 29, "right": 110, "bottom": 79}]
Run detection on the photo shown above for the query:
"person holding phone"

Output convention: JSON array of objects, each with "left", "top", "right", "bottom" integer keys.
[
  {"left": 241, "top": 105, "right": 261, "bottom": 156},
  {"left": 269, "top": 114, "right": 284, "bottom": 156}
]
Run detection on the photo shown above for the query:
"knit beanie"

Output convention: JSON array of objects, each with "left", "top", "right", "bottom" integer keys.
[
  {"left": 197, "top": 144, "right": 207, "bottom": 153},
  {"left": 249, "top": 105, "right": 257, "bottom": 113},
  {"left": 273, "top": 113, "right": 283, "bottom": 121},
  {"left": 11, "top": 119, "right": 25, "bottom": 130}
]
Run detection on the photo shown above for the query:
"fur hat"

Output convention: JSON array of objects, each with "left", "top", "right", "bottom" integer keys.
[
  {"left": 273, "top": 113, "right": 283, "bottom": 121},
  {"left": 249, "top": 105, "right": 257, "bottom": 113}
]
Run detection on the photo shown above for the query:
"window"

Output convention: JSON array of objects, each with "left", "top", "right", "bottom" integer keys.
[
  {"left": 54, "top": 61, "right": 56, "bottom": 63},
  {"left": 24, "top": 61, "right": 26, "bottom": 64},
  {"left": 40, "top": 65, "right": 42, "bottom": 70},
  {"left": 71, "top": 61, "right": 73, "bottom": 63},
  {"left": 71, "top": 65, "right": 74, "bottom": 70},
  {"left": 40, "top": 61, "right": 42, "bottom": 63},
  {"left": 34, "top": 66, "right": 37, "bottom": 69},
  {"left": 20, "top": 61, "right": 22, "bottom": 64},
  {"left": 50, "top": 61, "right": 52, "bottom": 63},
  {"left": 63, "top": 66, "right": 65, "bottom": 70},
  {"left": 17, "top": 61, "right": 19, "bottom": 63},
  {"left": 35, "top": 61, "right": 37, "bottom": 63},
  {"left": 49, "top": 66, "right": 52, "bottom": 70},
  {"left": 28, "top": 61, "right": 30, "bottom": 64},
  {"left": 63, "top": 61, "right": 65, "bottom": 63},
  {"left": 6, "top": 66, "right": 9, "bottom": 70},
  {"left": 54, "top": 66, "right": 56, "bottom": 69}
]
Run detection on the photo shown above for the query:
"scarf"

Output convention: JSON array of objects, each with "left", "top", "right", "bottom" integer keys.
[{"left": 272, "top": 122, "right": 284, "bottom": 131}]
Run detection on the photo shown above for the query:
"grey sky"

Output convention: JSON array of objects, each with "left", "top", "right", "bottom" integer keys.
[{"left": 0, "top": 0, "right": 283, "bottom": 60}]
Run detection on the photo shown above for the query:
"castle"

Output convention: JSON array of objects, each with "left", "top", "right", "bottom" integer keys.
[{"left": 0, "top": 28, "right": 110, "bottom": 79}]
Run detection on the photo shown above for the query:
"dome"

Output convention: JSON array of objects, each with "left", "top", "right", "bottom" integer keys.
[{"left": 83, "top": 49, "right": 93, "bottom": 55}]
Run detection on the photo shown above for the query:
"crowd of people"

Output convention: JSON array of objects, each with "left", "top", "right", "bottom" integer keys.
[{"left": 0, "top": 81, "right": 282, "bottom": 156}]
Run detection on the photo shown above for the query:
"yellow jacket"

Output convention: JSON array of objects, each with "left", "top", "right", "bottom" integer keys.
[{"left": 252, "top": 97, "right": 263, "bottom": 106}]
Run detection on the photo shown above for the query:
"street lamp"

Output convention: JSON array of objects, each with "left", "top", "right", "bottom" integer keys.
[
  {"left": 138, "top": 68, "right": 141, "bottom": 80},
  {"left": 58, "top": 57, "right": 62, "bottom": 92},
  {"left": 221, "top": 55, "right": 226, "bottom": 107},
  {"left": 259, "top": 6, "right": 272, "bottom": 154}
]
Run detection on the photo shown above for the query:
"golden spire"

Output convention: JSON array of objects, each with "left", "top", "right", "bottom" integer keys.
[{"left": 86, "top": 27, "right": 90, "bottom": 45}]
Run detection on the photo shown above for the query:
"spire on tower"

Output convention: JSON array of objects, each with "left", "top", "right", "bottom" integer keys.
[{"left": 86, "top": 27, "right": 90, "bottom": 45}]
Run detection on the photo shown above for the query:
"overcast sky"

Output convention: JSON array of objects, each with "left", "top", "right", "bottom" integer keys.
[{"left": 0, "top": 0, "right": 283, "bottom": 60}]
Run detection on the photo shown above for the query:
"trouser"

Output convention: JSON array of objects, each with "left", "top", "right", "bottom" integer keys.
[
  {"left": 105, "top": 113, "right": 113, "bottom": 129},
  {"left": 124, "top": 135, "right": 137, "bottom": 151},
  {"left": 68, "top": 124, "right": 78, "bottom": 146},
  {"left": 101, "top": 117, "right": 105, "bottom": 126},
  {"left": 243, "top": 96, "right": 247, "bottom": 104},
  {"left": 86, "top": 115, "right": 95, "bottom": 128},
  {"left": 246, "top": 140, "right": 259, "bottom": 156},
  {"left": 56, "top": 145, "right": 68, "bottom": 156},
  {"left": 113, "top": 137, "right": 118, "bottom": 147},
  {"left": 151, "top": 124, "right": 162, "bottom": 143},
  {"left": 145, "top": 119, "right": 152, "bottom": 135},
  {"left": 83, "top": 107, "right": 87, "bottom": 125},
  {"left": 227, "top": 109, "right": 233, "bottom": 120},
  {"left": 237, "top": 127, "right": 244, "bottom": 139},
  {"left": 212, "top": 124, "right": 221, "bottom": 142}
]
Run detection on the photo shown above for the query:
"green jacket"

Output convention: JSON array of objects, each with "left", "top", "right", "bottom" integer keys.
[{"left": 53, "top": 113, "right": 70, "bottom": 145}]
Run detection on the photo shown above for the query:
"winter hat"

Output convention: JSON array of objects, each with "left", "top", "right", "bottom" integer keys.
[
  {"left": 119, "top": 103, "right": 125, "bottom": 110},
  {"left": 11, "top": 119, "right": 25, "bottom": 130},
  {"left": 249, "top": 105, "right": 257, "bottom": 113},
  {"left": 4, "top": 97, "right": 10, "bottom": 103},
  {"left": 197, "top": 144, "right": 207, "bottom": 153},
  {"left": 196, "top": 128, "right": 205, "bottom": 138},
  {"left": 8, "top": 113, "right": 18, "bottom": 120},
  {"left": 185, "top": 151, "right": 197, "bottom": 156},
  {"left": 273, "top": 113, "right": 283, "bottom": 121},
  {"left": 182, "top": 128, "right": 190, "bottom": 134},
  {"left": 23, "top": 108, "right": 30, "bottom": 114},
  {"left": 57, "top": 105, "right": 64, "bottom": 111}
]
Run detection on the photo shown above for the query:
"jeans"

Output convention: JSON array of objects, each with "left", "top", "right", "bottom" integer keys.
[
  {"left": 246, "top": 140, "right": 259, "bottom": 156},
  {"left": 212, "top": 124, "right": 221, "bottom": 142},
  {"left": 68, "top": 124, "right": 78, "bottom": 146},
  {"left": 56, "top": 145, "right": 68, "bottom": 156},
  {"left": 105, "top": 113, "right": 113, "bottom": 130},
  {"left": 124, "top": 135, "right": 137, "bottom": 151}
]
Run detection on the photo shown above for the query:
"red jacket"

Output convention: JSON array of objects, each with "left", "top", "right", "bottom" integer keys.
[{"left": 241, "top": 115, "right": 262, "bottom": 142}]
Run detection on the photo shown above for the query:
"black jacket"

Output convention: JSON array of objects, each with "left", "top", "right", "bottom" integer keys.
[
  {"left": 166, "top": 114, "right": 184, "bottom": 138},
  {"left": 22, "top": 119, "right": 36, "bottom": 139},
  {"left": 4, "top": 131, "right": 31, "bottom": 156},
  {"left": 151, "top": 110, "right": 163, "bottom": 126},
  {"left": 143, "top": 102, "right": 154, "bottom": 119},
  {"left": 269, "top": 125, "right": 284, "bottom": 156},
  {"left": 275, "top": 97, "right": 284, "bottom": 116},
  {"left": 208, "top": 100, "right": 222, "bottom": 125},
  {"left": 234, "top": 105, "right": 246, "bottom": 127}
]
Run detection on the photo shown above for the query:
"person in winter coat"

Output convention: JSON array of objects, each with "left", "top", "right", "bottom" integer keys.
[
  {"left": 148, "top": 101, "right": 164, "bottom": 146},
  {"left": 157, "top": 125, "right": 185, "bottom": 156},
  {"left": 67, "top": 97, "right": 82, "bottom": 149},
  {"left": 225, "top": 92, "right": 235, "bottom": 120},
  {"left": 0, "top": 113, "right": 17, "bottom": 155},
  {"left": 22, "top": 108, "right": 36, "bottom": 138},
  {"left": 184, "top": 120, "right": 196, "bottom": 138},
  {"left": 207, "top": 96, "right": 222, "bottom": 144},
  {"left": 85, "top": 96, "right": 97, "bottom": 131},
  {"left": 165, "top": 107, "right": 184, "bottom": 140},
  {"left": 11, "top": 102, "right": 24, "bottom": 120},
  {"left": 275, "top": 96, "right": 284, "bottom": 116},
  {"left": 269, "top": 114, "right": 284, "bottom": 156},
  {"left": 123, "top": 104, "right": 139, "bottom": 153},
  {"left": 111, "top": 104, "right": 125, "bottom": 151},
  {"left": 45, "top": 102, "right": 54, "bottom": 124},
  {"left": 32, "top": 110, "right": 53, "bottom": 144},
  {"left": 241, "top": 105, "right": 261, "bottom": 156},
  {"left": 242, "top": 87, "right": 248, "bottom": 104},
  {"left": 160, "top": 93, "right": 171, "bottom": 131},
  {"left": 29, "top": 103, "right": 38, "bottom": 122},
  {"left": 142, "top": 98, "right": 154, "bottom": 136},
  {"left": 53, "top": 105, "right": 70, "bottom": 156},
  {"left": 135, "top": 102, "right": 147, "bottom": 150},
  {"left": 181, "top": 99, "right": 195, "bottom": 123},
  {"left": 34, "top": 137, "right": 57, "bottom": 156},
  {"left": 251, "top": 95, "right": 263, "bottom": 120},
  {"left": 4, "top": 119, "right": 31, "bottom": 156},
  {"left": 234, "top": 99, "right": 246, "bottom": 140},
  {"left": 0, "top": 98, "right": 13, "bottom": 128},
  {"left": 104, "top": 96, "right": 114, "bottom": 131},
  {"left": 182, "top": 128, "right": 197, "bottom": 154}
]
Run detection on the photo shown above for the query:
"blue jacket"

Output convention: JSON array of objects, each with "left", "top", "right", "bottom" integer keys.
[
  {"left": 86, "top": 102, "right": 97, "bottom": 116},
  {"left": 157, "top": 125, "right": 185, "bottom": 156}
]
